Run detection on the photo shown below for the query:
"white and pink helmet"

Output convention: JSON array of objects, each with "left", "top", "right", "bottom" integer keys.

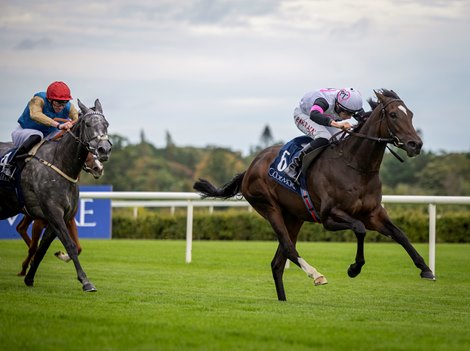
[{"left": 336, "top": 88, "right": 363, "bottom": 113}]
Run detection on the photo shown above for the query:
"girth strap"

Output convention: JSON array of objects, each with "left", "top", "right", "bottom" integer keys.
[{"left": 299, "top": 176, "right": 321, "bottom": 223}]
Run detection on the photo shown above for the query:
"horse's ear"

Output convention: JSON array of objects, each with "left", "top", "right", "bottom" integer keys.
[
  {"left": 374, "top": 89, "right": 385, "bottom": 103},
  {"left": 94, "top": 99, "right": 103, "bottom": 113},
  {"left": 77, "top": 99, "right": 89, "bottom": 114}
]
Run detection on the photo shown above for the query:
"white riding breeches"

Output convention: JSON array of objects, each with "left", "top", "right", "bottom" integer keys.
[
  {"left": 293, "top": 107, "right": 340, "bottom": 140},
  {"left": 11, "top": 124, "right": 61, "bottom": 147}
]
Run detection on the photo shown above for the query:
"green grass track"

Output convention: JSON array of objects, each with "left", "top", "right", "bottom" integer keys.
[{"left": 1, "top": 240, "right": 469, "bottom": 351}]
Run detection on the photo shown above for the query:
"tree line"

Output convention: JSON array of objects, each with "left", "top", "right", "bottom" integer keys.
[{"left": 80, "top": 131, "right": 470, "bottom": 196}]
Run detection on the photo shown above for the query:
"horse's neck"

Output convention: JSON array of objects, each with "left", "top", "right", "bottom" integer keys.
[
  {"left": 339, "top": 111, "right": 388, "bottom": 173},
  {"left": 54, "top": 134, "right": 88, "bottom": 177}
]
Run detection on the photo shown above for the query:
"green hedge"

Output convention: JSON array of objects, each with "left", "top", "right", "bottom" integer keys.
[{"left": 112, "top": 210, "right": 470, "bottom": 243}]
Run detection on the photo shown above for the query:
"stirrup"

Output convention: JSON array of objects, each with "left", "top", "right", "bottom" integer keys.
[{"left": 284, "top": 164, "right": 300, "bottom": 181}]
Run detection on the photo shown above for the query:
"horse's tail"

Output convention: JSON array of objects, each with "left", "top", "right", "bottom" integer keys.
[{"left": 193, "top": 172, "right": 245, "bottom": 199}]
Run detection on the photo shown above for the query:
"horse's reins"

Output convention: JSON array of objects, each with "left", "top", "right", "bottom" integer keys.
[
  {"left": 31, "top": 111, "right": 109, "bottom": 183},
  {"left": 337, "top": 98, "right": 406, "bottom": 162}
]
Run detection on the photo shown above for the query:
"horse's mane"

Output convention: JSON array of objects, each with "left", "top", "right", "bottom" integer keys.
[
  {"left": 368, "top": 89, "right": 400, "bottom": 111},
  {"left": 354, "top": 89, "right": 400, "bottom": 129}
]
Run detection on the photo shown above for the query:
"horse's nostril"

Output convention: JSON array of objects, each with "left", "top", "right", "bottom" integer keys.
[
  {"left": 409, "top": 140, "right": 420, "bottom": 148},
  {"left": 407, "top": 140, "right": 422, "bottom": 155}
]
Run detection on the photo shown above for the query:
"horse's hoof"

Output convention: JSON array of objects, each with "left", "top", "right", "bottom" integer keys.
[
  {"left": 24, "top": 278, "right": 34, "bottom": 287},
  {"left": 420, "top": 271, "right": 436, "bottom": 281},
  {"left": 83, "top": 283, "right": 97, "bottom": 292},
  {"left": 314, "top": 276, "right": 328, "bottom": 286},
  {"left": 55, "top": 251, "right": 71, "bottom": 263},
  {"left": 17, "top": 271, "right": 26, "bottom": 276},
  {"left": 347, "top": 266, "right": 360, "bottom": 278},
  {"left": 347, "top": 262, "right": 365, "bottom": 278}
]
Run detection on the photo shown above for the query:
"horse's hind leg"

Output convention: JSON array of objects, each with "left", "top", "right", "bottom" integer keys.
[
  {"left": 55, "top": 219, "right": 81, "bottom": 262},
  {"left": 271, "top": 213, "right": 308, "bottom": 301},
  {"left": 16, "top": 215, "right": 32, "bottom": 246},
  {"left": 271, "top": 245, "right": 288, "bottom": 301},
  {"left": 267, "top": 210, "right": 326, "bottom": 300},
  {"left": 24, "top": 226, "right": 55, "bottom": 287},
  {"left": 18, "top": 218, "right": 46, "bottom": 276},
  {"left": 68, "top": 219, "right": 82, "bottom": 255},
  {"left": 17, "top": 216, "right": 33, "bottom": 275}
]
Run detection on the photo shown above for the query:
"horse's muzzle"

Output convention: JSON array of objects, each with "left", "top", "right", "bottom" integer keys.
[
  {"left": 405, "top": 139, "right": 423, "bottom": 157},
  {"left": 96, "top": 140, "right": 112, "bottom": 162}
]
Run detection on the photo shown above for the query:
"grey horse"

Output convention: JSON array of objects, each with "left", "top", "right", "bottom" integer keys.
[{"left": 0, "top": 99, "right": 111, "bottom": 292}]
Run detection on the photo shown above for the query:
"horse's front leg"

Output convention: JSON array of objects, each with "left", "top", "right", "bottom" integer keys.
[
  {"left": 44, "top": 209, "right": 96, "bottom": 292},
  {"left": 366, "top": 207, "right": 435, "bottom": 280},
  {"left": 50, "top": 220, "right": 96, "bottom": 292},
  {"left": 322, "top": 208, "right": 366, "bottom": 278}
]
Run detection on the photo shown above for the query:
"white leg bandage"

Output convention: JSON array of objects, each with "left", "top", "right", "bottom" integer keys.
[{"left": 298, "top": 257, "right": 323, "bottom": 280}]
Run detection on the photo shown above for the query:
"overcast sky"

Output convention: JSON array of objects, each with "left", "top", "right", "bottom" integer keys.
[{"left": 1, "top": 0, "right": 469, "bottom": 155}]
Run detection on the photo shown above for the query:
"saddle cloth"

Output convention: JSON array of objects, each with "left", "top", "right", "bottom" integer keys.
[
  {"left": 0, "top": 147, "right": 18, "bottom": 186},
  {"left": 0, "top": 141, "right": 44, "bottom": 216},
  {"left": 268, "top": 136, "right": 321, "bottom": 222}
]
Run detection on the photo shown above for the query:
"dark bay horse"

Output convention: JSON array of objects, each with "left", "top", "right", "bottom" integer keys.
[
  {"left": 0, "top": 99, "right": 111, "bottom": 292},
  {"left": 15, "top": 152, "right": 104, "bottom": 276},
  {"left": 194, "top": 89, "right": 435, "bottom": 301}
]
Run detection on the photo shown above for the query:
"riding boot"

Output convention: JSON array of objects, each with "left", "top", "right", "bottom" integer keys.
[
  {"left": 284, "top": 137, "right": 329, "bottom": 181},
  {"left": 0, "top": 135, "right": 41, "bottom": 179}
]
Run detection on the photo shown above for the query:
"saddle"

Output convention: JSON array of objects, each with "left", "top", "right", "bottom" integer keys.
[{"left": 300, "top": 144, "right": 329, "bottom": 176}]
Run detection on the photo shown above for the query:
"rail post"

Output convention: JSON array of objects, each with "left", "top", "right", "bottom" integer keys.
[
  {"left": 428, "top": 203, "right": 436, "bottom": 275},
  {"left": 186, "top": 200, "right": 194, "bottom": 263}
]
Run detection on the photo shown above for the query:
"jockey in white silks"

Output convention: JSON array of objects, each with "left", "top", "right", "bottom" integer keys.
[{"left": 284, "top": 87, "right": 364, "bottom": 181}]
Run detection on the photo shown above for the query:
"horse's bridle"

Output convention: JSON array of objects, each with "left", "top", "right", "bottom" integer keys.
[
  {"left": 337, "top": 98, "right": 406, "bottom": 162},
  {"left": 342, "top": 99, "right": 403, "bottom": 144},
  {"left": 66, "top": 111, "right": 112, "bottom": 157}
]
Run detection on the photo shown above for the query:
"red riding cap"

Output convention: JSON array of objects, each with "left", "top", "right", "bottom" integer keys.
[{"left": 46, "top": 81, "right": 72, "bottom": 101}]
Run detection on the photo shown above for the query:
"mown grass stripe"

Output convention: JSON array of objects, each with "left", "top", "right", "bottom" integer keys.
[{"left": 0, "top": 240, "right": 469, "bottom": 351}]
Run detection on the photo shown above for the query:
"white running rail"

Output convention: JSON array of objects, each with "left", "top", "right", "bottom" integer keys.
[{"left": 80, "top": 192, "right": 470, "bottom": 274}]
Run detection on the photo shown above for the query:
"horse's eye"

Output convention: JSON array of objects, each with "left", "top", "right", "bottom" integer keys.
[{"left": 390, "top": 112, "right": 397, "bottom": 119}]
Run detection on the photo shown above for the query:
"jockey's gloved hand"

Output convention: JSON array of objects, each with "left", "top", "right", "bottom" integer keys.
[{"left": 353, "top": 108, "right": 366, "bottom": 121}]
